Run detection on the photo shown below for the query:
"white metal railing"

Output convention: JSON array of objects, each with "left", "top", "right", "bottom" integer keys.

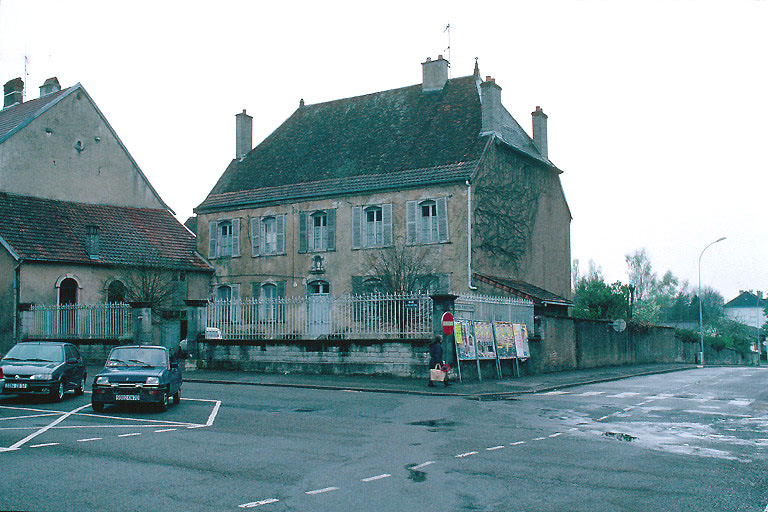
[
  {"left": 206, "top": 293, "right": 433, "bottom": 340},
  {"left": 454, "top": 293, "right": 534, "bottom": 328},
  {"left": 22, "top": 303, "right": 132, "bottom": 340}
]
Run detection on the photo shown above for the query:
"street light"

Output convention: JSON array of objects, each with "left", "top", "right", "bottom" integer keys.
[{"left": 698, "top": 236, "right": 726, "bottom": 366}]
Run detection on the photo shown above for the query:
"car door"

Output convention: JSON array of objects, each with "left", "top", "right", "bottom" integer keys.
[
  {"left": 68, "top": 345, "right": 85, "bottom": 384},
  {"left": 168, "top": 353, "right": 182, "bottom": 394}
]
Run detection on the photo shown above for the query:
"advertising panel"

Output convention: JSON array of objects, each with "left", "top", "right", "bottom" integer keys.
[
  {"left": 474, "top": 321, "right": 496, "bottom": 359},
  {"left": 454, "top": 321, "right": 476, "bottom": 360},
  {"left": 513, "top": 323, "right": 530, "bottom": 360},
  {"left": 493, "top": 321, "right": 517, "bottom": 359}
]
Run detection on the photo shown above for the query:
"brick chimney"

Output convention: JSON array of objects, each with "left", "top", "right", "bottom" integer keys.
[
  {"left": 531, "top": 106, "right": 548, "bottom": 159},
  {"left": 422, "top": 55, "right": 449, "bottom": 92},
  {"left": 39, "top": 77, "right": 61, "bottom": 97},
  {"left": 3, "top": 77, "right": 23, "bottom": 109},
  {"left": 235, "top": 109, "right": 252, "bottom": 159},
  {"left": 480, "top": 76, "right": 502, "bottom": 135}
]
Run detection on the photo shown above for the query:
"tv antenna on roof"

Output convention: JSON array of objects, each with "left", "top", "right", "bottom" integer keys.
[
  {"left": 444, "top": 23, "right": 452, "bottom": 77},
  {"left": 23, "top": 51, "right": 29, "bottom": 101}
]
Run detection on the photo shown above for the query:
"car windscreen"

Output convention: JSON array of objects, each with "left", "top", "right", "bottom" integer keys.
[
  {"left": 106, "top": 348, "right": 168, "bottom": 368},
  {"left": 2, "top": 344, "right": 64, "bottom": 363}
]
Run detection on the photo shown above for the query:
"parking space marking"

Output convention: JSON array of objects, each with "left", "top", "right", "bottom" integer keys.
[
  {"left": 0, "top": 412, "right": 62, "bottom": 421},
  {"left": 77, "top": 437, "right": 102, "bottom": 442},
  {"left": 305, "top": 487, "right": 339, "bottom": 495},
  {"left": 30, "top": 442, "right": 59, "bottom": 448},
  {"left": 238, "top": 498, "right": 279, "bottom": 508},
  {"left": 4, "top": 403, "right": 90, "bottom": 451},
  {"left": 361, "top": 473, "right": 391, "bottom": 482}
]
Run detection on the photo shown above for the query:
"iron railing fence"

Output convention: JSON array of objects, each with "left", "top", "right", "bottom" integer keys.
[
  {"left": 454, "top": 293, "right": 534, "bottom": 329},
  {"left": 22, "top": 303, "right": 132, "bottom": 340},
  {"left": 206, "top": 293, "right": 433, "bottom": 340}
]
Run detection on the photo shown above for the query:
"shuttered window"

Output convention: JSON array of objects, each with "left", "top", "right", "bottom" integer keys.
[
  {"left": 353, "top": 203, "right": 392, "bottom": 249},
  {"left": 208, "top": 218, "right": 241, "bottom": 258},
  {"left": 406, "top": 197, "right": 449, "bottom": 244},
  {"left": 251, "top": 214, "right": 285, "bottom": 256}
]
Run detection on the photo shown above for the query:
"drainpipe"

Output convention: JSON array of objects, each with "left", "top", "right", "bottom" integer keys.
[
  {"left": 13, "top": 260, "right": 21, "bottom": 340},
  {"left": 467, "top": 181, "right": 478, "bottom": 291}
]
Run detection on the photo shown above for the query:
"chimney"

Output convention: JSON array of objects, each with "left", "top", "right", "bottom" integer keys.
[
  {"left": 3, "top": 77, "right": 23, "bottom": 109},
  {"left": 531, "top": 106, "right": 548, "bottom": 159},
  {"left": 480, "top": 76, "right": 502, "bottom": 135},
  {"left": 235, "top": 109, "right": 252, "bottom": 159},
  {"left": 39, "top": 77, "right": 61, "bottom": 97},
  {"left": 421, "top": 55, "right": 449, "bottom": 92}
]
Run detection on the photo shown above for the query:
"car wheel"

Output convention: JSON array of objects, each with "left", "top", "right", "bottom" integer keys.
[
  {"left": 50, "top": 380, "right": 64, "bottom": 402},
  {"left": 74, "top": 375, "right": 85, "bottom": 396},
  {"left": 92, "top": 401, "right": 104, "bottom": 412},
  {"left": 172, "top": 390, "right": 180, "bottom": 405},
  {"left": 158, "top": 391, "right": 169, "bottom": 412}
]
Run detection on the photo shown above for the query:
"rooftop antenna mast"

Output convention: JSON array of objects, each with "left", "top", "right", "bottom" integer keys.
[
  {"left": 23, "top": 50, "right": 29, "bottom": 101},
  {"left": 444, "top": 23, "right": 451, "bottom": 78}
]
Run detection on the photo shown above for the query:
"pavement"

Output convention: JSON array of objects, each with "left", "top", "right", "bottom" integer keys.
[{"left": 86, "top": 362, "right": 700, "bottom": 400}]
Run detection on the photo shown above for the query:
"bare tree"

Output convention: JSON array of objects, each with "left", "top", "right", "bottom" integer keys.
[
  {"left": 119, "top": 250, "right": 181, "bottom": 315},
  {"left": 366, "top": 238, "right": 439, "bottom": 294}
]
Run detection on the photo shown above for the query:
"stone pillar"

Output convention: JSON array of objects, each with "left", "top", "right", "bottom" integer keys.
[
  {"left": 17, "top": 303, "right": 32, "bottom": 341},
  {"left": 185, "top": 299, "right": 208, "bottom": 358},
  {"left": 430, "top": 294, "right": 458, "bottom": 365},
  {"left": 130, "top": 302, "right": 153, "bottom": 345}
]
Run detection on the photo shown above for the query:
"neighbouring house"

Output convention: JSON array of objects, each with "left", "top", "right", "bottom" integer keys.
[
  {"left": 193, "top": 56, "right": 571, "bottom": 317},
  {"left": 724, "top": 291, "right": 766, "bottom": 330},
  {"left": 0, "top": 77, "right": 213, "bottom": 353}
]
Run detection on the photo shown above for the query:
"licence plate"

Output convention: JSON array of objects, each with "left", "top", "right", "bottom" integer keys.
[
  {"left": 115, "top": 394, "right": 139, "bottom": 401},
  {"left": 5, "top": 383, "right": 27, "bottom": 390}
]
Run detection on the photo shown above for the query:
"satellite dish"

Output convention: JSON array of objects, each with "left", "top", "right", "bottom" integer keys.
[{"left": 612, "top": 319, "right": 627, "bottom": 332}]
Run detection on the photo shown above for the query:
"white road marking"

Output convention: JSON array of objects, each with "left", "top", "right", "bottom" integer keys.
[
  {"left": 205, "top": 400, "right": 222, "bottom": 426},
  {"left": 30, "top": 442, "right": 59, "bottom": 448},
  {"left": 117, "top": 432, "right": 141, "bottom": 437},
  {"left": 455, "top": 451, "right": 478, "bottom": 458},
  {"left": 568, "top": 427, "right": 579, "bottom": 431},
  {"left": 509, "top": 441, "right": 526, "bottom": 446},
  {"left": 532, "top": 437, "right": 546, "bottom": 441},
  {"left": 549, "top": 432, "right": 563, "bottom": 438},
  {"left": 623, "top": 407, "right": 633, "bottom": 412},
  {"left": 79, "top": 411, "right": 196, "bottom": 427},
  {"left": 0, "top": 413, "right": 62, "bottom": 421},
  {"left": 607, "top": 392, "right": 640, "bottom": 398},
  {"left": 597, "top": 415, "right": 610, "bottom": 421},
  {"left": 542, "top": 390, "right": 568, "bottom": 395},
  {"left": 154, "top": 428, "right": 177, "bottom": 433},
  {"left": 77, "top": 437, "right": 102, "bottom": 442},
  {"left": 410, "top": 461, "right": 435, "bottom": 470},
  {"left": 305, "top": 487, "right": 339, "bottom": 495},
  {"left": 575, "top": 391, "right": 605, "bottom": 397},
  {"left": 4, "top": 403, "right": 90, "bottom": 451},
  {"left": 239, "top": 498, "right": 279, "bottom": 508},
  {"left": 361, "top": 474, "right": 391, "bottom": 482},
  {"left": 486, "top": 445, "right": 505, "bottom": 451}
]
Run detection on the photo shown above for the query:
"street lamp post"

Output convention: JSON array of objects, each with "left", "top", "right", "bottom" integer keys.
[{"left": 698, "top": 236, "right": 726, "bottom": 366}]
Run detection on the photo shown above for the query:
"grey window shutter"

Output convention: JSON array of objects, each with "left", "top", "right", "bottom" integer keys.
[
  {"left": 251, "top": 281, "right": 261, "bottom": 298},
  {"left": 276, "top": 214, "right": 285, "bottom": 253},
  {"left": 298, "top": 212, "right": 308, "bottom": 254},
  {"left": 208, "top": 220, "right": 218, "bottom": 258},
  {"left": 276, "top": 281, "right": 286, "bottom": 321},
  {"left": 352, "top": 206, "right": 362, "bottom": 249},
  {"left": 232, "top": 218, "right": 241, "bottom": 256},
  {"left": 382, "top": 203, "right": 393, "bottom": 247},
  {"left": 231, "top": 283, "right": 241, "bottom": 318},
  {"left": 277, "top": 281, "right": 286, "bottom": 297},
  {"left": 326, "top": 209, "right": 336, "bottom": 251},
  {"left": 250, "top": 217, "right": 260, "bottom": 257},
  {"left": 437, "top": 197, "right": 449, "bottom": 242},
  {"left": 406, "top": 201, "right": 417, "bottom": 245}
]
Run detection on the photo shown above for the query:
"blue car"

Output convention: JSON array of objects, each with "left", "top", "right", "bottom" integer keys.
[
  {"left": 0, "top": 342, "right": 86, "bottom": 402},
  {"left": 91, "top": 345, "right": 182, "bottom": 412}
]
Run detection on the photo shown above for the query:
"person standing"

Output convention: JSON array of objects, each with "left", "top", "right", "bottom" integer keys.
[{"left": 428, "top": 335, "right": 444, "bottom": 387}]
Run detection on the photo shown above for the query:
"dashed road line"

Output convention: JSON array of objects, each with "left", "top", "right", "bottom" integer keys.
[
  {"left": 361, "top": 473, "right": 391, "bottom": 482},
  {"left": 532, "top": 437, "right": 546, "bottom": 441},
  {"left": 238, "top": 498, "right": 279, "bottom": 508},
  {"left": 549, "top": 432, "right": 563, "bottom": 438},
  {"left": 597, "top": 415, "right": 610, "bottom": 421},
  {"left": 542, "top": 390, "right": 569, "bottom": 395},
  {"left": 117, "top": 432, "right": 141, "bottom": 438},
  {"left": 3, "top": 403, "right": 90, "bottom": 451},
  {"left": 305, "top": 487, "right": 339, "bottom": 495},
  {"left": 455, "top": 451, "right": 478, "bottom": 458},
  {"left": 575, "top": 391, "right": 605, "bottom": 397},
  {"left": 154, "top": 428, "right": 177, "bottom": 433},
  {"left": 30, "top": 442, "right": 59, "bottom": 448},
  {"left": 77, "top": 437, "right": 102, "bottom": 442},
  {"left": 509, "top": 441, "right": 526, "bottom": 446},
  {"left": 486, "top": 445, "right": 505, "bottom": 451},
  {"left": 410, "top": 461, "right": 435, "bottom": 470}
]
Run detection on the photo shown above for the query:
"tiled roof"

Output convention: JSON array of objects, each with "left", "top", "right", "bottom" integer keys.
[
  {"left": 0, "top": 193, "right": 212, "bottom": 271},
  {"left": 724, "top": 291, "right": 766, "bottom": 309},
  {"left": 473, "top": 273, "right": 572, "bottom": 306},
  {"left": 0, "top": 87, "right": 71, "bottom": 143}
]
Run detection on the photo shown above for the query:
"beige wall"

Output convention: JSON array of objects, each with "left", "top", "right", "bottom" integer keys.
[
  {"left": 0, "top": 89, "right": 165, "bottom": 209},
  {"left": 199, "top": 183, "right": 473, "bottom": 298}
]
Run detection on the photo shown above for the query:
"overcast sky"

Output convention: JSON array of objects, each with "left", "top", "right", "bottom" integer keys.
[{"left": 1, "top": 0, "right": 765, "bottom": 301}]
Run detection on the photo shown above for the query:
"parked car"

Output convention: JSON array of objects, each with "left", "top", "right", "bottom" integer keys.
[
  {"left": 91, "top": 345, "right": 182, "bottom": 412},
  {"left": 0, "top": 342, "right": 86, "bottom": 402}
]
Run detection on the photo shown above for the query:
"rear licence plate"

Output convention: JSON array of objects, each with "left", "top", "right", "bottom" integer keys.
[
  {"left": 5, "top": 383, "right": 27, "bottom": 390},
  {"left": 115, "top": 394, "right": 139, "bottom": 401}
]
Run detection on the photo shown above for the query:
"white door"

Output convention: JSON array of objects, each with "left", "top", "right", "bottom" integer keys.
[{"left": 307, "top": 281, "right": 331, "bottom": 337}]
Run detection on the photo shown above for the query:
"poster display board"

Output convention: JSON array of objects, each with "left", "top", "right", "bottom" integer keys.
[
  {"left": 474, "top": 321, "right": 496, "bottom": 359},
  {"left": 513, "top": 323, "right": 530, "bottom": 360},
  {"left": 453, "top": 321, "right": 476, "bottom": 360},
  {"left": 493, "top": 321, "right": 517, "bottom": 359}
]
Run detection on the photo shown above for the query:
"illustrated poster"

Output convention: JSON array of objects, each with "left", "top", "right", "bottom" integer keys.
[
  {"left": 513, "top": 323, "right": 530, "bottom": 360},
  {"left": 493, "top": 321, "right": 517, "bottom": 359},
  {"left": 454, "top": 321, "right": 476, "bottom": 360},
  {"left": 474, "top": 321, "right": 496, "bottom": 359}
]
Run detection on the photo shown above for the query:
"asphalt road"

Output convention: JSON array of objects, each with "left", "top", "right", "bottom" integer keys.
[{"left": 0, "top": 367, "right": 766, "bottom": 511}]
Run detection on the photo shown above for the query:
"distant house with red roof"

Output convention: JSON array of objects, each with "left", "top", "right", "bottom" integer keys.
[
  {"left": 193, "top": 57, "right": 571, "bottom": 314},
  {"left": 0, "top": 77, "right": 212, "bottom": 351}
]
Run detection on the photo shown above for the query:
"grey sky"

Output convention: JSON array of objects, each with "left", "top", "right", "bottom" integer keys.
[{"left": 1, "top": 0, "right": 765, "bottom": 301}]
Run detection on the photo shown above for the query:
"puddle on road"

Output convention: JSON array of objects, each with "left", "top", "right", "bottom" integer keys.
[
  {"left": 603, "top": 431, "right": 637, "bottom": 442},
  {"left": 294, "top": 407, "right": 321, "bottom": 413},
  {"left": 409, "top": 418, "right": 457, "bottom": 429},
  {"left": 405, "top": 464, "right": 427, "bottom": 482}
]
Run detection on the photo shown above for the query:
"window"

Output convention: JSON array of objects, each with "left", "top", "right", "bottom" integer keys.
[
  {"left": 365, "top": 207, "right": 383, "bottom": 247},
  {"left": 299, "top": 210, "right": 336, "bottom": 253},
  {"left": 308, "top": 280, "right": 330, "bottom": 295},
  {"left": 107, "top": 280, "right": 127, "bottom": 303},
  {"left": 406, "top": 197, "right": 449, "bottom": 244},
  {"left": 251, "top": 214, "right": 285, "bottom": 256},
  {"left": 312, "top": 212, "right": 327, "bottom": 251},
  {"left": 352, "top": 204, "right": 392, "bottom": 249},
  {"left": 259, "top": 282, "right": 286, "bottom": 321},
  {"left": 216, "top": 285, "right": 232, "bottom": 301},
  {"left": 208, "top": 218, "right": 241, "bottom": 258}
]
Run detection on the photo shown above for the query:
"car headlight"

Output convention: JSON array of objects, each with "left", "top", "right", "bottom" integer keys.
[
  {"left": 30, "top": 373, "right": 52, "bottom": 380},
  {"left": 145, "top": 377, "right": 160, "bottom": 386},
  {"left": 95, "top": 376, "right": 110, "bottom": 385}
]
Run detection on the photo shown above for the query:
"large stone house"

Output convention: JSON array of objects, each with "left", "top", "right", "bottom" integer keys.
[
  {"left": 194, "top": 57, "right": 571, "bottom": 314},
  {"left": 0, "top": 77, "right": 213, "bottom": 352}
]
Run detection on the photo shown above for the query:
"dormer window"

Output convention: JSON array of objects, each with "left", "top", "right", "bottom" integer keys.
[{"left": 85, "top": 225, "right": 99, "bottom": 259}]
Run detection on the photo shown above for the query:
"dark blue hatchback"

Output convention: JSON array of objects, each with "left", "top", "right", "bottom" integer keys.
[{"left": 91, "top": 345, "right": 182, "bottom": 412}]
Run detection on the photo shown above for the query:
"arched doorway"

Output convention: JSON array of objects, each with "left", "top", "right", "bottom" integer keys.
[
  {"left": 59, "top": 278, "right": 78, "bottom": 305},
  {"left": 58, "top": 277, "right": 79, "bottom": 336}
]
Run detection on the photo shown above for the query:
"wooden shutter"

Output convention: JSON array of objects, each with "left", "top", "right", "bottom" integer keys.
[
  {"left": 326, "top": 209, "right": 336, "bottom": 251},
  {"left": 382, "top": 203, "right": 393, "bottom": 247},
  {"left": 232, "top": 218, "right": 241, "bottom": 256},
  {"left": 208, "top": 220, "right": 218, "bottom": 258},
  {"left": 406, "top": 201, "right": 417, "bottom": 245},
  {"left": 250, "top": 217, "right": 260, "bottom": 257},
  {"left": 352, "top": 206, "right": 362, "bottom": 249},
  {"left": 276, "top": 214, "right": 285, "bottom": 253},
  {"left": 231, "top": 283, "right": 241, "bottom": 318},
  {"left": 251, "top": 281, "right": 260, "bottom": 323},
  {"left": 437, "top": 197, "right": 449, "bottom": 242},
  {"left": 298, "top": 211, "right": 308, "bottom": 253}
]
